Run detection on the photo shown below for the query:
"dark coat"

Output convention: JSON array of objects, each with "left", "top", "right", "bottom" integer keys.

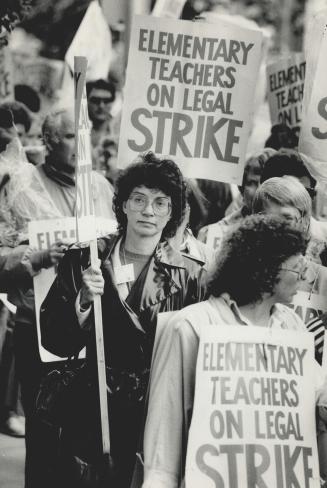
[
  {"left": 40, "top": 233, "right": 207, "bottom": 363},
  {"left": 39, "top": 233, "right": 207, "bottom": 488}
]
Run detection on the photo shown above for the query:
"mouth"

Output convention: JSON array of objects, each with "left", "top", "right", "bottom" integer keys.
[{"left": 138, "top": 221, "right": 156, "bottom": 227}]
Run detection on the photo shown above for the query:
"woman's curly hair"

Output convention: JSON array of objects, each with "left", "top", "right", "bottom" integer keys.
[
  {"left": 208, "top": 214, "right": 307, "bottom": 305},
  {"left": 113, "top": 152, "right": 186, "bottom": 238}
]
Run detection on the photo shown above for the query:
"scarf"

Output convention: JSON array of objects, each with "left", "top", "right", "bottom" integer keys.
[{"left": 43, "top": 161, "right": 75, "bottom": 187}]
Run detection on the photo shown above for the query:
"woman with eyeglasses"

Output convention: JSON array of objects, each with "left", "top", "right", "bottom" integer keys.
[
  {"left": 39, "top": 152, "right": 207, "bottom": 488},
  {"left": 142, "top": 215, "right": 327, "bottom": 488}
]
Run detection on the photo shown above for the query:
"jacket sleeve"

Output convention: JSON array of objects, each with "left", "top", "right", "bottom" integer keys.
[
  {"left": 40, "top": 248, "right": 89, "bottom": 358},
  {"left": 0, "top": 244, "right": 55, "bottom": 291},
  {"left": 143, "top": 315, "right": 199, "bottom": 488}
]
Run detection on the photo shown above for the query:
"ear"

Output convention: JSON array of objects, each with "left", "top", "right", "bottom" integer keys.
[{"left": 122, "top": 201, "right": 127, "bottom": 215}]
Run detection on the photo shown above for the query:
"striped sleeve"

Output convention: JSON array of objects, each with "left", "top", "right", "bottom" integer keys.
[{"left": 306, "top": 314, "right": 327, "bottom": 356}]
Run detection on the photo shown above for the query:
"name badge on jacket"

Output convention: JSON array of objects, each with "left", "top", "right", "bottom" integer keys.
[{"left": 114, "top": 263, "right": 135, "bottom": 284}]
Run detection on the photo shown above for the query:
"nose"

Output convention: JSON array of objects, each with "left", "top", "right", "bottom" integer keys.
[{"left": 142, "top": 200, "right": 154, "bottom": 215}]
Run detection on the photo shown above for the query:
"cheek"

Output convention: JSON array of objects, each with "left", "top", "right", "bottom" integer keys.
[{"left": 158, "top": 214, "right": 171, "bottom": 230}]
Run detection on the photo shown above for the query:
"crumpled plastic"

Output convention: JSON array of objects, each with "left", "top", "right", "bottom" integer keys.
[{"left": 0, "top": 138, "right": 61, "bottom": 246}]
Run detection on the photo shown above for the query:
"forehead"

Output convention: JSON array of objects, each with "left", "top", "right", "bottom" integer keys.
[
  {"left": 89, "top": 88, "right": 113, "bottom": 99},
  {"left": 130, "top": 186, "right": 170, "bottom": 198},
  {"left": 57, "top": 113, "right": 74, "bottom": 135}
]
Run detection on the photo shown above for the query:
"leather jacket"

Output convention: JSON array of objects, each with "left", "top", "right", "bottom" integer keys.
[{"left": 40, "top": 233, "right": 208, "bottom": 368}]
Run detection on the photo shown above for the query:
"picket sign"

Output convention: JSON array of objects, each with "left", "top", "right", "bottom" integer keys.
[
  {"left": 152, "top": 0, "right": 186, "bottom": 18},
  {"left": 288, "top": 290, "right": 327, "bottom": 325},
  {"left": 74, "top": 56, "right": 110, "bottom": 456},
  {"left": 266, "top": 53, "right": 305, "bottom": 130},
  {"left": 299, "top": 10, "right": 327, "bottom": 182},
  {"left": 118, "top": 15, "right": 263, "bottom": 185},
  {"left": 186, "top": 324, "right": 320, "bottom": 488}
]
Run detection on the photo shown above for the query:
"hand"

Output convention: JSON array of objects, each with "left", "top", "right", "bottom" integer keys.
[
  {"left": 80, "top": 263, "right": 104, "bottom": 308},
  {"left": 32, "top": 241, "right": 70, "bottom": 270},
  {"left": 48, "top": 241, "right": 69, "bottom": 265}
]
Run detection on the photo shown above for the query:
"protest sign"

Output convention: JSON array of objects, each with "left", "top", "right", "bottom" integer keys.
[
  {"left": 0, "top": 47, "right": 14, "bottom": 102},
  {"left": 266, "top": 53, "right": 305, "bottom": 130},
  {"left": 74, "top": 57, "right": 97, "bottom": 242},
  {"left": 288, "top": 290, "right": 327, "bottom": 324},
  {"left": 29, "top": 217, "right": 117, "bottom": 362},
  {"left": 205, "top": 223, "right": 225, "bottom": 252},
  {"left": 299, "top": 12, "right": 327, "bottom": 182},
  {"left": 152, "top": 0, "right": 186, "bottom": 18},
  {"left": 185, "top": 325, "right": 320, "bottom": 488},
  {"left": 287, "top": 263, "right": 327, "bottom": 324},
  {"left": 118, "top": 15, "right": 263, "bottom": 185}
]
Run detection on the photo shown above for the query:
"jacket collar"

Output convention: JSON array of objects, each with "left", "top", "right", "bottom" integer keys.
[{"left": 99, "top": 233, "right": 188, "bottom": 269}]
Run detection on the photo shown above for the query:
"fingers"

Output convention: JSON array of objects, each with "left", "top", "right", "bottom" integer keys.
[
  {"left": 80, "top": 265, "right": 104, "bottom": 306},
  {"left": 51, "top": 241, "right": 69, "bottom": 253},
  {"left": 82, "top": 265, "right": 104, "bottom": 291}
]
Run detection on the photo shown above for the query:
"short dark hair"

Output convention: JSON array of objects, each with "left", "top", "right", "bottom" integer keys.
[
  {"left": 86, "top": 79, "right": 116, "bottom": 101},
  {"left": 0, "top": 101, "right": 32, "bottom": 132},
  {"left": 113, "top": 152, "right": 186, "bottom": 238},
  {"left": 265, "top": 124, "right": 298, "bottom": 150},
  {"left": 208, "top": 214, "right": 307, "bottom": 305},
  {"left": 261, "top": 149, "right": 316, "bottom": 188}
]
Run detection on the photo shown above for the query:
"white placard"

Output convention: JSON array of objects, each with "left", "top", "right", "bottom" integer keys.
[
  {"left": 186, "top": 325, "right": 320, "bottom": 488},
  {"left": 118, "top": 15, "right": 263, "bottom": 185}
]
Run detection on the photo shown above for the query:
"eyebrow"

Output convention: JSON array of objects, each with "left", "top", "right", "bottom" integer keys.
[{"left": 130, "top": 191, "right": 170, "bottom": 199}]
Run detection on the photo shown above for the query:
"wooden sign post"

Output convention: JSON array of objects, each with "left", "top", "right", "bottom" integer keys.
[{"left": 74, "top": 56, "right": 110, "bottom": 456}]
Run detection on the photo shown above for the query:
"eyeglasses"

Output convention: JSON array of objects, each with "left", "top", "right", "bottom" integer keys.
[
  {"left": 128, "top": 193, "right": 171, "bottom": 216},
  {"left": 279, "top": 264, "right": 308, "bottom": 281},
  {"left": 89, "top": 96, "right": 114, "bottom": 105}
]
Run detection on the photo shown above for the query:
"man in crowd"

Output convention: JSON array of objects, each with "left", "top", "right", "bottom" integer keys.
[
  {"left": 39, "top": 108, "right": 115, "bottom": 219},
  {"left": 40, "top": 152, "right": 207, "bottom": 488},
  {"left": 0, "top": 107, "right": 115, "bottom": 487},
  {"left": 86, "top": 79, "right": 116, "bottom": 150}
]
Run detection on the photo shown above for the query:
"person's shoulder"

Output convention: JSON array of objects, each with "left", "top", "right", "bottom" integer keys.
[
  {"left": 167, "top": 301, "right": 212, "bottom": 336},
  {"left": 275, "top": 303, "right": 307, "bottom": 331}
]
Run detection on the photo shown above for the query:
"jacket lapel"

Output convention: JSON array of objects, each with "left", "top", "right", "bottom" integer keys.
[{"left": 138, "top": 241, "right": 186, "bottom": 312}]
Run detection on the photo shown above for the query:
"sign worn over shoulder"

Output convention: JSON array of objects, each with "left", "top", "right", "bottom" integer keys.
[
  {"left": 186, "top": 325, "right": 320, "bottom": 487},
  {"left": 118, "top": 15, "right": 263, "bottom": 185}
]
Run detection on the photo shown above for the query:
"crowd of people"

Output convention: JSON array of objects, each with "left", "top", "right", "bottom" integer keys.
[{"left": 1, "top": 14, "right": 327, "bottom": 488}]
